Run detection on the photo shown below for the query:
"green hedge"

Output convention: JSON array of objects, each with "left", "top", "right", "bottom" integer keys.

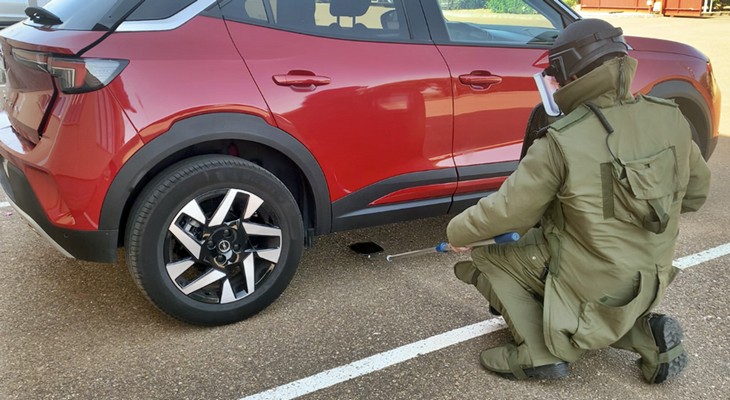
[
  {"left": 444, "top": 0, "right": 538, "bottom": 13},
  {"left": 486, "top": 0, "right": 538, "bottom": 13}
]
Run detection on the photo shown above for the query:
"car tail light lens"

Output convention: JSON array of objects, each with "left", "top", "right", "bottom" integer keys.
[
  {"left": 13, "top": 49, "right": 128, "bottom": 94},
  {"left": 703, "top": 61, "right": 717, "bottom": 98},
  {"left": 0, "top": 50, "right": 6, "bottom": 85}
]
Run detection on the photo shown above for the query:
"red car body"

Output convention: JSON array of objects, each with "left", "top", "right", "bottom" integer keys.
[{"left": 0, "top": 0, "right": 721, "bottom": 323}]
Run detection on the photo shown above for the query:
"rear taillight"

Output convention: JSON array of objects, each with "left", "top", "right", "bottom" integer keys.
[
  {"left": 13, "top": 49, "right": 127, "bottom": 94},
  {"left": 0, "top": 47, "right": 7, "bottom": 85},
  {"left": 704, "top": 61, "right": 717, "bottom": 98}
]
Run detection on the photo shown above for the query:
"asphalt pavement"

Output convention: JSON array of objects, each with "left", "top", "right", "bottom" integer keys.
[{"left": 1, "top": 15, "right": 729, "bottom": 400}]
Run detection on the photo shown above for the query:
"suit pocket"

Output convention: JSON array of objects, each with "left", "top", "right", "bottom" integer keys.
[
  {"left": 602, "top": 147, "right": 682, "bottom": 234},
  {"left": 570, "top": 271, "right": 655, "bottom": 350},
  {"left": 646, "top": 263, "right": 681, "bottom": 311}
]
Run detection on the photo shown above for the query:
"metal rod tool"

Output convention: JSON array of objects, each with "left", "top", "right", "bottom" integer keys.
[{"left": 385, "top": 232, "right": 520, "bottom": 262}]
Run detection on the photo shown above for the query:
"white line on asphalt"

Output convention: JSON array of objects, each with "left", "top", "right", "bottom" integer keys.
[
  {"left": 0, "top": 202, "right": 9, "bottom": 209},
  {"left": 674, "top": 242, "right": 730, "bottom": 269},
  {"left": 240, "top": 319, "right": 507, "bottom": 400},
  {"left": 239, "top": 243, "right": 730, "bottom": 400}
]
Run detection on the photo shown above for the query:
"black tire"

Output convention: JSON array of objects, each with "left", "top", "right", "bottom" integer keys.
[
  {"left": 685, "top": 116, "right": 706, "bottom": 159},
  {"left": 125, "top": 155, "right": 303, "bottom": 326}
]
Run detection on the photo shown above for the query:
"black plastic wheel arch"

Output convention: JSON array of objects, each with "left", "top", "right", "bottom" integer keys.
[
  {"left": 647, "top": 80, "right": 713, "bottom": 159},
  {"left": 99, "top": 113, "right": 331, "bottom": 236}
]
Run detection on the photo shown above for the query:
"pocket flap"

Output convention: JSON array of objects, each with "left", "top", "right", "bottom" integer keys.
[
  {"left": 570, "top": 271, "right": 656, "bottom": 350},
  {"left": 618, "top": 147, "right": 679, "bottom": 200}
]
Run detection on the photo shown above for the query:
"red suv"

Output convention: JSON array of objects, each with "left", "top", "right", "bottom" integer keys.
[{"left": 0, "top": 0, "right": 721, "bottom": 325}]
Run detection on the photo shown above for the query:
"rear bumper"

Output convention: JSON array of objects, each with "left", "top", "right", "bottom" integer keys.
[{"left": 1, "top": 156, "right": 118, "bottom": 263}]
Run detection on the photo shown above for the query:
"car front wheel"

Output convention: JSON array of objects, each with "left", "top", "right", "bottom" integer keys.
[{"left": 126, "top": 155, "right": 303, "bottom": 325}]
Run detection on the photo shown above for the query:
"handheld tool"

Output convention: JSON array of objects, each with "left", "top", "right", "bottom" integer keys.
[{"left": 349, "top": 232, "right": 520, "bottom": 261}]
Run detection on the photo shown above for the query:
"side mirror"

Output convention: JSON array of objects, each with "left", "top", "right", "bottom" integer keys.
[{"left": 380, "top": 10, "right": 398, "bottom": 30}]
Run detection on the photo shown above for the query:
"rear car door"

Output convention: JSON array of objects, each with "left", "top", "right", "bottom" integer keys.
[
  {"left": 421, "top": 0, "right": 574, "bottom": 212},
  {"left": 219, "top": 0, "right": 455, "bottom": 231}
]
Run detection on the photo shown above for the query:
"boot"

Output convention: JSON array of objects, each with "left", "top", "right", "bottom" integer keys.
[
  {"left": 648, "top": 314, "right": 689, "bottom": 384},
  {"left": 479, "top": 342, "right": 569, "bottom": 380}
]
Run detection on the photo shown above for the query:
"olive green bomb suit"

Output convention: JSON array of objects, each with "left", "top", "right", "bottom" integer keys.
[{"left": 447, "top": 56, "right": 711, "bottom": 381}]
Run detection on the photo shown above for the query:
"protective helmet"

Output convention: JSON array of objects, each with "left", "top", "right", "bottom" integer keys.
[{"left": 544, "top": 19, "right": 628, "bottom": 85}]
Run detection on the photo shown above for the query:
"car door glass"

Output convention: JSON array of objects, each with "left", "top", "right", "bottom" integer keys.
[
  {"left": 220, "top": 0, "right": 410, "bottom": 41},
  {"left": 437, "top": 0, "right": 561, "bottom": 46},
  {"left": 219, "top": 0, "right": 269, "bottom": 22}
]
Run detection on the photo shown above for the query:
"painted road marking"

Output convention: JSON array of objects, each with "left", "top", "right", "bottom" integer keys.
[
  {"left": 239, "top": 242, "right": 730, "bottom": 400},
  {"left": 0, "top": 202, "right": 9, "bottom": 209},
  {"left": 241, "top": 319, "right": 507, "bottom": 400},
  {"left": 674, "top": 243, "right": 730, "bottom": 269}
]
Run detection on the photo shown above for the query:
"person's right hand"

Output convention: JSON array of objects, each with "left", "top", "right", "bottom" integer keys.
[{"left": 447, "top": 244, "right": 471, "bottom": 253}]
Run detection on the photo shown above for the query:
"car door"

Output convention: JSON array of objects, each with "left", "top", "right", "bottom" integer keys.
[
  {"left": 221, "top": 0, "right": 456, "bottom": 231},
  {"left": 421, "top": 0, "right": 573, "bottom": 212}
]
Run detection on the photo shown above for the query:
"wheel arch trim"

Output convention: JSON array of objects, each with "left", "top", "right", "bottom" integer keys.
[
  {"left": 646, "top": 79, "right": 713, "bottom": 156},
  {"left": 99, "top": 112, "right": 331, "bottom": 235}
]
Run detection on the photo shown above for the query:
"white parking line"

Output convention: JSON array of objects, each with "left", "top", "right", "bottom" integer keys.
[
  {"left": 241, "top": 319, "right": 507, "bottom": 400},
  {"left": 0, "top": 202, "right": 9, "bottom": 209},
  {"left": 674, "top": 243, "right": 730, "bottom": 269},
  {"left": 239, "top": 242, "right": 730, "bottom": 400}
]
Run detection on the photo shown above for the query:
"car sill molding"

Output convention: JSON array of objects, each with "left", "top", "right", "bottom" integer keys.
[{"left": 116, "top": 0, "right": 217, "bottom": 32}]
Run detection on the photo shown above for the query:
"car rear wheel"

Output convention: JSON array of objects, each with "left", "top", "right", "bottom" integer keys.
[
  {"left": 126, "top": 155, "right": 303, "bottom": 326},
  {"left": 685, "top": 116, "right": 705, "bottom": 158}
]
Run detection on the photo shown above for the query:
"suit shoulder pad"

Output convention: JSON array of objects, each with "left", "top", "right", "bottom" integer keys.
[
  {"left": 639, "top": 94, "right": 679, "bottom": 108},
  {"left": 549, "top": 105, "right": 592, "bottom": 133}
]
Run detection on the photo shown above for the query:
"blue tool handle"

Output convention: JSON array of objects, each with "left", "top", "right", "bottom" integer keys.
[
  {"left": 436, "top": 243, "right": 450, "bottom": 253},
  {"left": 463, "top": 232, "right": 521, "bottom": 248},
  {"left": 493, "top": 232, "right": 520, "bottom": 244},
  {"left": 436, "top": 232, "right": 520, "bottom": 253}
]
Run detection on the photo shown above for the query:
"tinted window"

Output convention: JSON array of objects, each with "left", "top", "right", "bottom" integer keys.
[
  {"left": 437, "top": 0, "right": 561, "bottom": 46},
  {"left": 127, "top": 0, "right": 197, "bottom": 21},
  {"left": 221, "top": 0, "right": 410, "bottom": 41},
  {"left": 31, "top": 0, "right": 135, "bottom": 30},
  {"left": 219, "top": 0, "right": 268, "bottom": 23}
]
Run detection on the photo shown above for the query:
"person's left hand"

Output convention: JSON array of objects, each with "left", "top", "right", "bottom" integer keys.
[{"left": 447, "top": 244, "right": 471, "bottom": 253}]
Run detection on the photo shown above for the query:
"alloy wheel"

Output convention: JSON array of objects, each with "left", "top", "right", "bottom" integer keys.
[{"left": 164, "top": 188, "right": 283, "bottom": 304}]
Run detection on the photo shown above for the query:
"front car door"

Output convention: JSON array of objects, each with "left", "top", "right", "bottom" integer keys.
[
  {"left": 421, "top": 0, "right": 577, "bottom": 212},
  {"left": 221, "top": 0, "right": 456, "bottom": 231}
]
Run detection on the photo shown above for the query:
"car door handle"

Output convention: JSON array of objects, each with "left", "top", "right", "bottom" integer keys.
[
  {"left": 458, "top": 74, "right": 502, "bottom": 88},
  {"left": 273, "top": 74, "right": 331, "bottom": 87}
]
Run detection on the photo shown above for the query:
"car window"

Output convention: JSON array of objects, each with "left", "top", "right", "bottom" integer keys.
[
  {"left": 23, "top": 0, "right": 197, "bottom": 31},
  {"left": 219, "top": 0, "right": 410, "bottom": 42},
  {"left": 127, "top": 0, "right": 197, "bottom": 21},
  {"left": 30, "top": 0, "right": 133, "bottom": 30},
  {"left": 437, "top": 0, "right": 561, "bottom": 46},
  {"left": 218, "top": 0, "right": 269, "bottom": 22}
]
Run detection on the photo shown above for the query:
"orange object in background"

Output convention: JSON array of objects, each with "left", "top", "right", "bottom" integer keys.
[{"left": 580, "top": 0, "right": 704, "bottom": 16}]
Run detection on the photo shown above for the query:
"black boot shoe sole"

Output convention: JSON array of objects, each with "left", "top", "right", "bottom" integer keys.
[
  {"left": 496, "top": 362, "right": 569, "bottom": 380},
  {"left": 650, "top": 315, "right": 689, "bottom": 384}
]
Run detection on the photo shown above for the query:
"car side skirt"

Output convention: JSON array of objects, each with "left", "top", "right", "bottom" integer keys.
[{"left": 332, "top": 161, "right": 517, "bottom": 232}]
